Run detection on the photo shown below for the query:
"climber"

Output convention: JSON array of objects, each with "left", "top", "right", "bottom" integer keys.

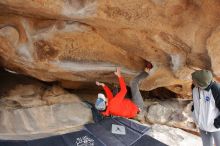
[
  {"left": 95, "top": 63, "right": 153, "bottom": 122},
  {"left": 191, "top": 70, "right": 220, "bottom": 146}
]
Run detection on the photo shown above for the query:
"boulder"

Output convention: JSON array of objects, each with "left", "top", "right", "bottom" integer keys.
[
  {"left": 0, "top": 1, "right": 220, "bottom": 97},
  {"left": 0, "top": 102, "right": 92, "bottom": 140},
  {"left": 147, "top": 124, "right": 202, "bottom": 146}
]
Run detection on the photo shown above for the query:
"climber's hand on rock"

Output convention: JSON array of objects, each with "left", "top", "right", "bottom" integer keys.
[
  {"left": 96, "top": 81, "right": 105, "bottom": 87},
  {"left": 114, "top": 67, "right": 121, "bottom": 77}
]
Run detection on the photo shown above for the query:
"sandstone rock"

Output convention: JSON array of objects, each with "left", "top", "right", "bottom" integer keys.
[
  {"left": 147, "top": 124, "right": 202, "bottom": 146},
  {"left": 42, "top": 94, "right": 82, "bottom": 105},
  {"left": 145, "top": 99, "right": 197, "bottom": 133},
  {"left": 0, "top": 80, "right": 84, "bottom": 109},
  {"left": 0, "top": 95, "right": 46, "bottom": 109},
  {"left": 147, "top": 104, "right": 174, "bottom": 124},
  {"left": 8, "top": 84, "right": 44, "bottom": 97},
  {"left": 42, "top": 85, "right": 67, "bottom": 97},
  {"left": 207, "top": 26, "right": 220, "bottom": 76},
  {"left": 0, "top": 102, "right": 92, "bottom": 140},
  {"left": 0, "top": 0, "right": 220, "bottom": 98}
]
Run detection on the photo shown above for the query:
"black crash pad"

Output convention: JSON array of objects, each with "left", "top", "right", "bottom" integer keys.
[
  {"left": 0, "top": 130, "right": 104, "bottom": 146},
  {"left": 0, "top": 117, "right": 167, "bottom": 146},
  {"left": 62, "top": 130, "right": 104, "bottom": 146},
  {"left": 85, "top": 117, "right": 166, "bottom": 146},
  {"left": 114, "top": 117, "right": 149, "bottom": 134},
  {"left": 86, "top": 118, "right": 141, "bottom": 145},
  {"left": 131, "top": 135, "right": 167, "bottom": 146},
  {"left": 0, "top": 140, "right": 28, "bottom": 146},
  {"left": 27, "top": 135, "right": 65, "bottom": 146}
]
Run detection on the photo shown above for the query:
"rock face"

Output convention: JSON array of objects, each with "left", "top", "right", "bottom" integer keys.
[
  {"left": 0, "top": 0, "right": 220, "bottom": 97},
  {"left": 145, "top": 99, "right": 197, "bottom": 133},
  {"left": 0, "top": 79, "right": 93, "bottom": 140},
  {"left": 0, "top": 102, "right": 92, "bottom": 140},
  {"left": 0, "top": 102, "right": 92, "bottom": 139},
  {"left": 147, "top": 124, "right": 202, "bottom": 146}
]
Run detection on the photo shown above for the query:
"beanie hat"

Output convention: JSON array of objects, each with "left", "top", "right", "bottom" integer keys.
[
  {"left": 95, "top": 93, "right": 107, "bottom": 111},
  {"left": 146, "top": 62, "right": 153, "bottom": 69},
  {"left": 191, "top": 70, "right": 213, "bottom": 88}
]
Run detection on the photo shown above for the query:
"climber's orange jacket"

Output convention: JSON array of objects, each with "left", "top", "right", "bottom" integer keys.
[{"left": 101, "top": 76, "right": 139, "bottom": 118}]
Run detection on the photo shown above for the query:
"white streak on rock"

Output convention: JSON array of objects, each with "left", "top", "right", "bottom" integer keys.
[{"left": 51, "top": 61, "right": 137, "bottom": 75}]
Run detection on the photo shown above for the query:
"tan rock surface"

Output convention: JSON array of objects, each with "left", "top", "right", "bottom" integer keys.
[
  {"left": 0, "top": 81, "right": 93, "bottom": 140},
  {"left": 0, "top": 102, "right": 92, "bottom": 140},
  {"left": 145, "top": 99, "right": 197, "bottom": 133},
  {"left": 0, "top": 0, "right": 220, "bottom": 97},
  {"left": 147, "top": 124, "right": 202, "bottom": 146}
]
